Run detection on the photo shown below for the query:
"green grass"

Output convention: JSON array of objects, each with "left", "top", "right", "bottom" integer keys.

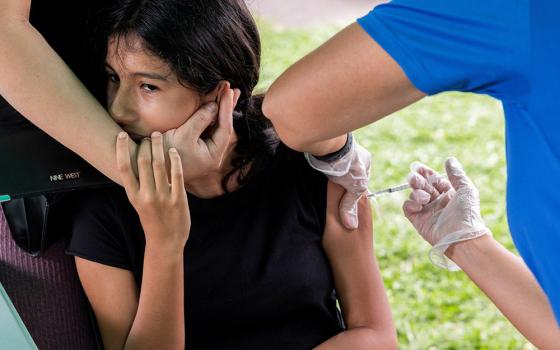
[{"left": 257, "top": 21, "right": 536, "bottom": 350}]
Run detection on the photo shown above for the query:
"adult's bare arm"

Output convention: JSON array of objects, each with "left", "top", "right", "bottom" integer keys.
[
  {"left": 0, "top": 0, "right": 133, "bottom": 184},
  {"left": 405, "top": 159, "right": 560, "bottom": 349},
  {"left": 447, "top": 236, "right": 560, "bottom": 349},
  {"left": 263, "top": 23, "right": 425, "bottom": 155}
]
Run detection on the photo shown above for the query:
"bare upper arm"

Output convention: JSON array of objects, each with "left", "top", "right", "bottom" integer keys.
[
  {"left": 0, "top": 0, "right": 31, "bottom": 21},
  {"left": 263, "top": 22, "right": 425, "bottom": 151},
  {"left": 322, "top": 181, "right": 395, "bottom": 338},
  {"left": 75, "top": 257, "right": 139, "bottom": 350}
]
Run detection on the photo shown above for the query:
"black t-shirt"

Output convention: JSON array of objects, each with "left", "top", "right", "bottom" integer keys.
[{"left": 67, "top": 144, "right": 345, "bottom": 349}]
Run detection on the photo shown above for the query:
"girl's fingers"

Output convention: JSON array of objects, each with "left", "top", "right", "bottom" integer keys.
[
  {"left": 116, "top": 132, "right": 139, "bottom": 195},
  {"left": 210, "top": 86, "right": 234, "bottom": 155},
  {"left": 151, "top": 131, "right": 169, "bottom": 192},
  {"left": 183, "top": 102, "right": 219, "bottom": 144},
  {"left": 169, "top": 148, "right": 187, "bottom": 202},
  {"left": 137, "top": 138, "right": 156, "bottom": 192},
  {"left": 232, "top": 88, "right": 241, "bottom": 108}
]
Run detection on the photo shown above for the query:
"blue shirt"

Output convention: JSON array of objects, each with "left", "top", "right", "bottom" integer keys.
[{"left": 358, "top": 0, "right": 560, "bottom": 323}]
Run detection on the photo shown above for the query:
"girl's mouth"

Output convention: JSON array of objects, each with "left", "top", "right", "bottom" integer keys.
[{"left": 126, "top": 132, "right": 145, "bottom": 142}]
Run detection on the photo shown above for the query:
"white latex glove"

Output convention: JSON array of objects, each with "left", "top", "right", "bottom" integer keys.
[
  {"left": 305, "top": 136, "right": 371, "bottom": 230},
  {"left": 403, "top": 157, "right": 491, "bottom": 271}
]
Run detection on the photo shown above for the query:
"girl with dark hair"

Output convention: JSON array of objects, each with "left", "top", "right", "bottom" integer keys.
[{"left": 4, "top": 0, "right": 396, "bottom": 349}]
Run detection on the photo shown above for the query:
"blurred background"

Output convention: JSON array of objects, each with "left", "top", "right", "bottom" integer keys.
[
  {"left": 247, "top": 0, "right": 386, "bottom": 27},
  {"left": 247, "top": 1, "right": 536, "bottom": 349}
]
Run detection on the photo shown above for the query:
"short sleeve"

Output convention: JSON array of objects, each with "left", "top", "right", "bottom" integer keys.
[
  {"left": 66, "top": 188, "right": 133, "bottom": 270},
  {"left": 280, "top": 145, "right": 328, "bottom": 233},
  {"left": 357, "top": 0, "right": 528, "bottom": 101}
]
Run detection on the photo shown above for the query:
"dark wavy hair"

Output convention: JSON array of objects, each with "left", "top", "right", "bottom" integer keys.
[{"left": 95, "top": 0, "right": 280, "bottom": 191}]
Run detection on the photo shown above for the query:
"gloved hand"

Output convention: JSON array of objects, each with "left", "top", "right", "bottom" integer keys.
[
  {"left": 305, "top": 134, "right": 371, "bottom": 230},
  {"left": 403, "top": 157, "right": 491, "bottom": 271}
]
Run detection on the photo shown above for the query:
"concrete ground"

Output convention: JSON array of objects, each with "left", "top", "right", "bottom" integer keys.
[{"left": 246, "top": 0, "right": 387, "bottom": 27}]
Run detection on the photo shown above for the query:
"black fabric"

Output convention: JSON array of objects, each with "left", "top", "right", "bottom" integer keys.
[
  {"left": 67, "top": 144, "right": 345, "bottom": 349},
  {"left": 0, "top": 0, "right": 112, "bottom": 145},
  {"left": 0, "top": 1, "right": 113, "bottom": 113},
  {"left": 0, "top": 1, "right": 115, "bottom": 257},
  {"left": 29, "top": 1, "right": 107, "bottom": 101},
  {"left": 0, "top": 1, "right": 114, "bottom": 199}
]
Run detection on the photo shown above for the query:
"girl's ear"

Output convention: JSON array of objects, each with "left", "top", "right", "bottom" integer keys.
[{"left": 203, "top": 81, "right": 230, "bottom": 105}]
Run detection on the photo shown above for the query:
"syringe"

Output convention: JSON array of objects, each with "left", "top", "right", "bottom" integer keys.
[
  {"left": 367, "top": 183, "right": 411, "bottom": 198},
  {"left": 367, "top": 170, "right": 448, "bottom": 199}
]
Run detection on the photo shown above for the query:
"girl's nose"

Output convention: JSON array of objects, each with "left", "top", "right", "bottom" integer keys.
[{"left": 108, "top": 89, "right": 135, "bottom": 124}]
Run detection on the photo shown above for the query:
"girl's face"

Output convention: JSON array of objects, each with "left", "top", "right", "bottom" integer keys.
[{"left": 105, "top": 34, "right": 210, "bottom": 141}]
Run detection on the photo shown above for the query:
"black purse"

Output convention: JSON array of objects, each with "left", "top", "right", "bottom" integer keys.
[
  {"left": 1, "top": 193, "right": 74, "bottom": 256},
  {"left": 0, "top": 101, "right": 112, "bottom": 256}
]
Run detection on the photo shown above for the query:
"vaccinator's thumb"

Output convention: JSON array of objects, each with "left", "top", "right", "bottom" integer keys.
[
  {"left": 445, "top": 157, "right": 473, "bottom": 191},
  {"left": 339, "top": 191, "right": 361, "bottom": 230}
]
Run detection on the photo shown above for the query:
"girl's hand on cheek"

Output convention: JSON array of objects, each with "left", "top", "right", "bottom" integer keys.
[
  {"left": 116, "top": 132, "right": 190, "bottom": 252},
  {"left": 163, "top": 83, "right": 241, "bottom": 184}
]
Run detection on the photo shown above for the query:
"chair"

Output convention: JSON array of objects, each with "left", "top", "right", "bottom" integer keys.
[{"left": 0, "top": 207, "right": 99, "bottom": 349}]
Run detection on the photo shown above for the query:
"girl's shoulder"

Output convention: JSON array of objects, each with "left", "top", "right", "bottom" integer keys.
[
  {"left": 71, "top": 185, "right": 130, "bottom": 220},
  {"left": 270, "top": 143, "right": 329, "bottom": 220},
  {"left": 67, "top": 185, "right": 139, "bottom": 271},
  {"left": 272, "top": 143, "right": 327, "bottom": 183}
]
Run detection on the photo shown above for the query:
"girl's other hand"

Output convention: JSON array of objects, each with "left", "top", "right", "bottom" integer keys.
[
  {"left": 116, "top": 131, "right": 190, "bottom": 251},
  {"left": 163, "top": 82, "right": 241, "bottom": 184}
]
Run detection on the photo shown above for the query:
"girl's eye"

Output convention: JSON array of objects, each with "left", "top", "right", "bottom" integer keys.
[
  {"left": 141, "top": 83, "right": 159, "bottom": 92},
  {"left": 107, "top": 73, "right": 119, "bottom": 83}
]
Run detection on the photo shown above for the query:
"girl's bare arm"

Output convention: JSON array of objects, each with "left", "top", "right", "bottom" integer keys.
[
  {"left": 316, "top": 182, "right": 398, "bottom": 349},
  {"left": 75, "top": 134, "right": 191, "bottom": 350}
]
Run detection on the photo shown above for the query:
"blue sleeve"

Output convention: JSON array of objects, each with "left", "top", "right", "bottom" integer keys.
[{"left": 357, "top": 0, "right": 528, "bottom": 102}]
